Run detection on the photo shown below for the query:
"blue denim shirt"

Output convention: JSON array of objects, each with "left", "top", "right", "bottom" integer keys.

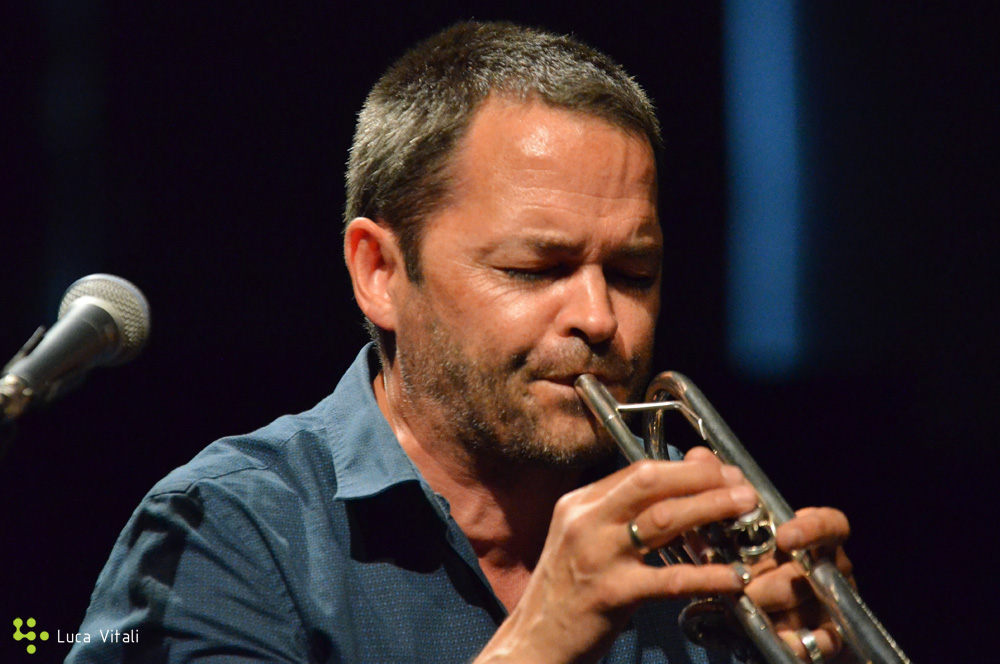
[{"left": 67, "top": 346, "right": 722, "bottom": 663}]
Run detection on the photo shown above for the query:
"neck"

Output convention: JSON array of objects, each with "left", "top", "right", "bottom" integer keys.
[{"left": 372, "top": 368, "right": 589, "bottom": 585}]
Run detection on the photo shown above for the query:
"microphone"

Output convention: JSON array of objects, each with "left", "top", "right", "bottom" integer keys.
[{"left": 1, "top": 274, "right": 151, "bottom": 424}]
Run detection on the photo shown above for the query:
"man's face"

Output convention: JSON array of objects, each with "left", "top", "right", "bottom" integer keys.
[{"left": 393, "top": 99, "right": 662, "bottom": 466}]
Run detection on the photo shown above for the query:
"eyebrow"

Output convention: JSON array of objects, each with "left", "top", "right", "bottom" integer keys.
[
  {"left": 479, "top": 233, "right": 663, "bottom": 262},
  {"left": 488, "top": 235, "right": 585, "bottom": 255}
]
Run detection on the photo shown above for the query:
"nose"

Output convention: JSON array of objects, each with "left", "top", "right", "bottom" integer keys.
[{"left": 557, "top": 266, "right": 618, "bottom": 345}]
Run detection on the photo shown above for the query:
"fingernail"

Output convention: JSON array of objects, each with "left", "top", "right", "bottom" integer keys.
[
  {"left": 729, "top": 485, "right": 757, "bottom": 508},
  {"left": 721, "top": 465, "right": 744, "bottom": 483}
]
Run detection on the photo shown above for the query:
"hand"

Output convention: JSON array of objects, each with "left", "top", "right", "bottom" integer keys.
[
  {"left": 683, "top": 446, "right": 856, "bottom": 662},
  {"left": 745, "top": 506, "right": 855, "bottom": 662},
  {"left": 475, "top": 455, "right": 759, "bottom": 664}
]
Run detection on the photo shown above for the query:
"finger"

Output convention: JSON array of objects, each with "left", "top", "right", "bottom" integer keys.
[
  {"left": 775, "top": 507, "right": 850, "bottom": 552},
  {"left": 745, "top": 551, "right": 853, "bottom": 613},
  {"left": 614, "top": 562, "right": 746, "bottom": 604},
  {"left": 778, "top": 625, "right": 841, "bottom": 663},
  {"left": 683, "top": 446, "right": 720, "bottom": 465},
  {"left": 832, "top": 547, "right": 855, "bottom": 585},
  {"left": 628, "top": 484, "right": 760, "bottom": 553},
  {"left": 809, "top": 546, "right": 856, "bottom": 586},
  {"left": 590, "top": 458, "right": 749, "bottom": 522},
  {"left": 745, "top": 561, "right": 814, "bottom": 612},
  {"left": 768, "top": 599, "right": 838, "bottom": 635}
]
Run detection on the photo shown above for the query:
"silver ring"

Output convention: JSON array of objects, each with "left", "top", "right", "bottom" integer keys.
[
  {"left": 797, "top": 628, "right": 824, "bottom": 664},
  {"left": 730, "top": 562, "right": 753, "bottom": 586},
  {"left": 627, "top": 520, "right": 649, "bottom": 555}
]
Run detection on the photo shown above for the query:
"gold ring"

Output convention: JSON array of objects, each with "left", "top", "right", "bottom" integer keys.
[{"left": 627, "top": 520, "right": 649, "bottom": 555}]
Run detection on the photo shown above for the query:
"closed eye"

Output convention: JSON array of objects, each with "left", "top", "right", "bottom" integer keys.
[
  {"left": 501, "top": 265, "right": 658, "bottom": 292},
  {"left": 501, "top": 265, "right": 572, "bottom": 282},
  {"left": 606, "top": 268, "right": 658, "bottom": 290}
]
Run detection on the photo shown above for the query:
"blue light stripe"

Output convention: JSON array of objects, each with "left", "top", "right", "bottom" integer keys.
[{"left": 723, "top": 0, "right": 803, "bottom": 378}]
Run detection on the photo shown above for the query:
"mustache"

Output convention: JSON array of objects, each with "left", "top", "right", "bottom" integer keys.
[{"left": 521, "top": 342, "right": 639, "bottom": 385}]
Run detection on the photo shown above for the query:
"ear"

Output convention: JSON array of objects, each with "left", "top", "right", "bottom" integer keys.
[{"left": 344, "top": 217, "right": 405, "bottom": 333}]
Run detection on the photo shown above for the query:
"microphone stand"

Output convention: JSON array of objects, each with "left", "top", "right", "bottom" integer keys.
[{"left": 0, "top": 326, "right": 46, "bottom": 459}]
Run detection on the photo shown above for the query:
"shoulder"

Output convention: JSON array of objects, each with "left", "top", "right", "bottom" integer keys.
[
  {"left": 149, "top": 346, "right": 385, "bottom": 504},
  {"left": 151, "top": 407, "right": 334, "bottom": 498},
  {"left": 87, "top": 396, "right": 345, "bottom": 582}
]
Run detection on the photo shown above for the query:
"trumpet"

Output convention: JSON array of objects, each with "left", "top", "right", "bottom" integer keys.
[{"left": 575, "top": 371, "right": 910, "bottom": 664}]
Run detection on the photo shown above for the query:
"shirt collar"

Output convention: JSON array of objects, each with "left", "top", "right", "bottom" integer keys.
[{"left": 327, "top": 345, "right": 425, "bottom": 500}]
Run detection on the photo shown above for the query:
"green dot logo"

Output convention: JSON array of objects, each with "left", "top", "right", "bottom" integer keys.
[{"left": 12, "top": 618, "right": 49, "bottom": 654}]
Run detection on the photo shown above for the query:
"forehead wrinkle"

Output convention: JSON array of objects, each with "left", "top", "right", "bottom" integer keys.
[
  {"left": 500, "top": 173, "right": 657, "bottom": 222},
  {"left": 500, "top": 143, "right": 657, "bottom": 205},
  {"left": 515, "top": 196, "right": 660, "bottom": 235},
  {"left": 477, "top": 224, "right": 661, "bottom": 262},
  {"left": 478, "top": 232, "right": 586, "bottom": 258},
  {"left": 511, "top": 180, "right": 655, "bottom": 204}
]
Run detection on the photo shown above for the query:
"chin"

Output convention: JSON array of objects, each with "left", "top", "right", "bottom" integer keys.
[
  {"left": 536, "top": 436, "right": 618, "bottom": 468},
  {"left": 520, "top": 412, "right": 619, "bottom": 468}
]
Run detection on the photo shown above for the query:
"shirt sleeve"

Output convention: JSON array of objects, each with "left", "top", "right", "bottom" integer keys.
[{"left": 66, "top": 474, "right": 310, "bottom": 663}]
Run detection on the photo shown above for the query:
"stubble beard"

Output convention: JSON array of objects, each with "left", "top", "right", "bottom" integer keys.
[{"left": 394, "top": 308, "right": 652, "bottom": 469}]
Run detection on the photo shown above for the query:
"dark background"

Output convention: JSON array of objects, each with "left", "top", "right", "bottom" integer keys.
[{"left": 2, "top": 2, "right": 997, "bottom": 661}]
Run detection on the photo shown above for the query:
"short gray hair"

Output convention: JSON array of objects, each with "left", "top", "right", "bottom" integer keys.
[{"left": 345, "top": 21, "right": 660, "bottom": 280}]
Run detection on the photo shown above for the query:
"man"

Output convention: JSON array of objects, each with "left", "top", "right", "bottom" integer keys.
[{"left": 69, "top": 22, "right": 851, "bottom": 663}]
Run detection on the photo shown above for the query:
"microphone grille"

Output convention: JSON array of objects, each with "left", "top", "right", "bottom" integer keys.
[{"left": 58, "top": 274, "right": 152, "bottom": 364}]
